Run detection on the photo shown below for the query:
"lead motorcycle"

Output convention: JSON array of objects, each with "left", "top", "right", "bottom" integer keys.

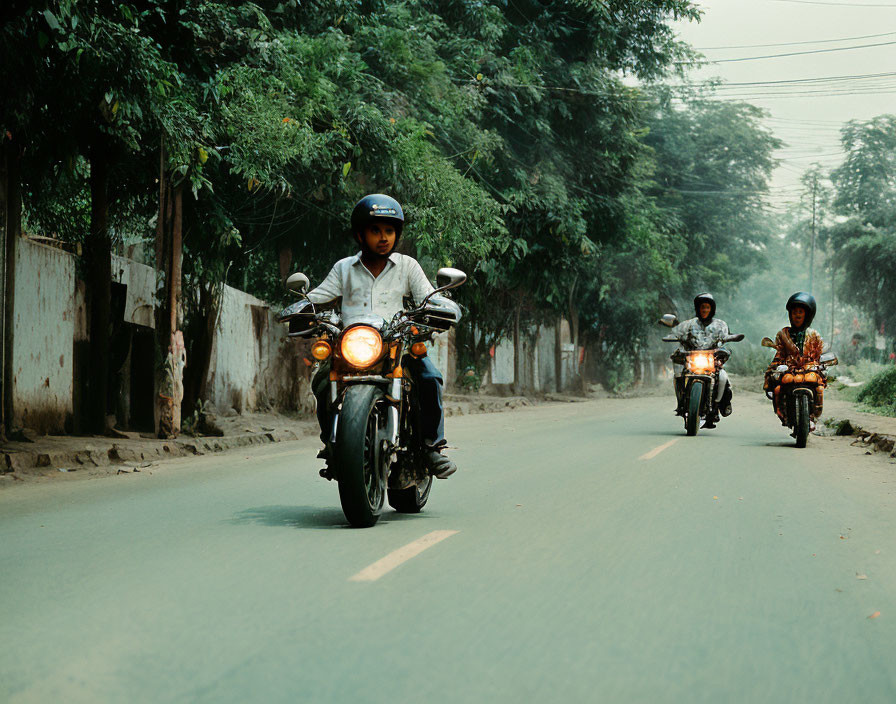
[
  {"left": 277, "top": 268, "right": 466, "bottom": 527},
  {"left": 760, "top": 336, "right": 838, "bottom": 448},
  {"left": 659, "top": 314, "right": 744, "bottom": 436}
]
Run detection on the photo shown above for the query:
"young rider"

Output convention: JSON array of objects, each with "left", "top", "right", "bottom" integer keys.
[
  {"left": 670, "top": 292, "right": 734, "bottom": 427},
  {"left": 764, "top": 292, "right": 826, "bottom": 428},
  {"left": 306, "top": 194, "right": 457, "bottom": 480}
]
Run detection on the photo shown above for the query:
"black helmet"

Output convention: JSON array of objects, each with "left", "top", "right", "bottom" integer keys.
[
  {"left": 350, "top": 194, "right": 404, "bottom": 237},
  {"left": 786, "top": 292, "right": 816, "bottom": 329},
  {"left": 693, "top": 292, "right": 716, "bottom": 322}
]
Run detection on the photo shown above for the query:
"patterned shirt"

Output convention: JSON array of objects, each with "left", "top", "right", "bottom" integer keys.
[
  {"left": 771, "top": 326, "right": 824, "bottom": 366},
  {"left": 671, "top": 317, "right": 731, "bottom": 351},
  {"left": 307, "top": 251, "right": 435, "bottom": 326}
]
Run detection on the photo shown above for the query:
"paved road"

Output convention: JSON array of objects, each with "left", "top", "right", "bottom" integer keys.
[{"left": 2, "top": 392, "right": 896, "bottom": 703}]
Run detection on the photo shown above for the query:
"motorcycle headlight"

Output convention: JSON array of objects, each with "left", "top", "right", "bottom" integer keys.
[
  {"left": 340, "top": 325, "right": 383, "bottom": 368},
  {"left": 687, "top": 352, "right": 715, "bottom": 373}
]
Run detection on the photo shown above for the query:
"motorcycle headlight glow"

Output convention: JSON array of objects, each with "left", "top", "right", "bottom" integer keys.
[
  {"left": 686, "top": 351, "right": 715, "bottom": 374},
  {"left": 340, "top": 325, "right": 383, "bottom": 368}
]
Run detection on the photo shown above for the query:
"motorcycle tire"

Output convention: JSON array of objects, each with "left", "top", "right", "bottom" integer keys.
[
  {"left": 794, "top": 393, "right": 810, "bottom": 449},
  {"left": 388, "top": 475, "right": 433, "bottom": 513},
  {"left": 336, "top": 385, "right": 387, "bottom": 528},
  {"left": 685, "top": 380, "right": 703, "bottom": 437}
]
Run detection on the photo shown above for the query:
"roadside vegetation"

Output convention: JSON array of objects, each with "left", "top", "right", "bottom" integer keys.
[{"left": 2, "top": 1, "right": 894, "bottom": 432}]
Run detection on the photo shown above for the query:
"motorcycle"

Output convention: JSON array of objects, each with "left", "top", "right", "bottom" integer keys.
[
  {"left": 760, "top": 336, "right": 838, "bottom": 448},
  {"left": 277, "top": 268, "right": 466, "bottom": 527},
  {"left": 659, "top": 314, "right": 744, "bottom": 436}
]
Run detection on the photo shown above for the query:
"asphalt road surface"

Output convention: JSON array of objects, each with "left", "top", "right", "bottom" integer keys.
[{"left": 2, "top": 392, "right": 895, "bottom": 703}]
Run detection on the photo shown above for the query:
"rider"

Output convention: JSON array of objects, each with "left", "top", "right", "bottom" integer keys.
[
  {"left": 306, "top": 194, "right": 457, "bottom": 480},
  {"left": 764, "top": 292, "right": 826, "bottom": 427},
  {"left": 670, "top": 293, "right": 734, "bottom": 426}
]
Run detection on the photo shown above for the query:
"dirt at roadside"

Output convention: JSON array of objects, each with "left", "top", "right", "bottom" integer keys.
[{"left": 0, "top": 394, "right": 564, "bottom": 486}]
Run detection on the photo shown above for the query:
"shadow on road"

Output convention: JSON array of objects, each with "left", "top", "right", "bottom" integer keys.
[
  {"left": 232, "top": 505, "right": 348, "bottom": 529},
  {"left": 232, "top": 505, "right": 430, "bottom": 529}
]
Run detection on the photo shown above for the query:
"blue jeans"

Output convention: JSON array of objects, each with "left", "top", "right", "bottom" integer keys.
[{"left": 313, "top": 356, "right": 445, "bottom": 449}]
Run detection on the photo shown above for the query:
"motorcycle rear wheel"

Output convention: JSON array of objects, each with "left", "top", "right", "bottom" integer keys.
[
  {"left": 388, "top": 475, "right": 433, "bottom": 513},
  {"left": 794, "top": 393, "right": 810, "bottom": 448},
  {"left": 685, "top": 380, "right": 703, "bottom": 436},
  {"left": 336, "top": 385, "right": 387, "bottom": 528}
]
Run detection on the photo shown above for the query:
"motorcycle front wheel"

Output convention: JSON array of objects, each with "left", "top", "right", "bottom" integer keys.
[
  {"left": 794, "top": 393, "right": 811, "bottom": 448},
  {"left": 335, "top": 384, "right": 387, "bottom": 527},
  {"left": 685, "top": 380, "right": 703, "bottom": 436}
]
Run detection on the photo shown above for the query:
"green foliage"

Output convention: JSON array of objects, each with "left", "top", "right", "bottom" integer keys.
[
  {"left": 825, "top": 115, "right": 896, "bottom": 339},
  {"left": 10, "top": 0, "right": 801, "bottom": 394},
  {"left": 856, "top": 366, "right": 896, "bottom": 416}
]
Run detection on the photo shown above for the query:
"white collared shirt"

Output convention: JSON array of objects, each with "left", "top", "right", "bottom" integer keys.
[{"left": 307, "top": 252, "right": 435, "bottom": 326}]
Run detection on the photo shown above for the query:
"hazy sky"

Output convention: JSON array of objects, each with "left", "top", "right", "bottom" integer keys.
[{"left": 672, "top": 0, "right": 896, "bottom": 213}]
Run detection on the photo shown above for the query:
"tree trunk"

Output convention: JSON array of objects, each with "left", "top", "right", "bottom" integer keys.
[
  {"left": 155, "top": 143, "right": 187, "bottom": 438},
  {"left": 182, "top": 282, "right": 221, "bottom": 419},
  {"left": 512, "top": 300, "right": 521, "bottom": 394},
  {"left": 554, "top": 319, "right": 563, "bottom": 393},
  {"left": 86, "top": 137, "right": 112, "bottom": 434},
  {"left": 1, "top": 139, "right": 23, "bottom": 438}
]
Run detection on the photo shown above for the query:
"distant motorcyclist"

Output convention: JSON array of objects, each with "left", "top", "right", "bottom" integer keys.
[
  {"left": 764, "top": 292, "right": 826, "bottom": 428},
  {"left": 670, "top": 293, "right": 734, "bottom": 425}
]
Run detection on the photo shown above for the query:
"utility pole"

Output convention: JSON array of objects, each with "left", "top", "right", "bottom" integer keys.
[
  {"left": 809, "top": 172, "right": 817, "bottom": 293},
  {"left": 830, "top": 262, "right": 836, "bottom": 346}
]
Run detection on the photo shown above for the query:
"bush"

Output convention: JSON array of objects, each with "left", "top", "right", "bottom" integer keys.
[
  {"left": 726, "top": 343, "right": 772, "bottom": 376},
  {"left": 830, "top": 359, "right": 889, "bottom": 384},
  {"left": 856, "top": 366, "right": 896, "bottom": 415}
]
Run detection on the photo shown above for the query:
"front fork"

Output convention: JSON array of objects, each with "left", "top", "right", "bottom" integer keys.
[
  {"left": 679, "top": 373, "right": 716, "bottom": 415},
  {"left": 328, "top": 377, "right": 402, "bottom": 452}
]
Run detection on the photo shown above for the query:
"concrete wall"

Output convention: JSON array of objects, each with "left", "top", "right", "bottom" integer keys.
[
  {"left": 12, "top": 239, "right": 75, "bottom": 433},
  {"left": 485, "top": 320, "right": 581, "bottom": 393},
  {"left": 206, "top": 285, "right": 312, "bottom": 415},
  {"left": 111, "top": 254, "right": 156, "bottom": 329}
]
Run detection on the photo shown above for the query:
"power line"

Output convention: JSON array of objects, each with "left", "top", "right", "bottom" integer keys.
[
  {"left": 770, "top": 0, "right": 896, "bottom": 7},
  {"left": 695, "top": 29, "right": 896, "bottom": 49},
  {"left": 698, "top": 70, "right": 896, "bottom": 87},
  {"left": 678, "top": 39, "right": 896, "bottom": 64}
]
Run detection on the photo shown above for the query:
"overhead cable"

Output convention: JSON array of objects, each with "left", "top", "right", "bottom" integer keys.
[
  {"left": 677, "top": 39, "right": 896, "bottom": 64},
  {"left": 770, "top": 0, "right": 896, "bottom": 7},
  {"left": 696, "top": 29, "right": 896, "bottom": 49}
]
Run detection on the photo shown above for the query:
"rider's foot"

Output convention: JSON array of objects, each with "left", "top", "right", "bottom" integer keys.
[
  {"left": 721, "top": 401, "right": 733, "bottom": 417},
  {"left": 425, "top": 449, "right": 457, "bottom": 479},
  {"left": 319, "top": 467, "right": 334, "bottom": 481}
]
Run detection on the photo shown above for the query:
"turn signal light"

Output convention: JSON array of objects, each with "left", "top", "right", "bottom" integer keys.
[
  {"left": 311, "top": 340, "right": 332, "bottom": 361},
  {"left": 411, "top": 342, "right": 427, "bottom": 357}
]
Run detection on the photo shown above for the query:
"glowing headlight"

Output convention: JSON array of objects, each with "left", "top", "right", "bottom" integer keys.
[
  {"left": 687, "top": 351, "right": 715, "bottom": 374},
  {"left": 340, "top": 326, "right": 383, "bottom": 368}
]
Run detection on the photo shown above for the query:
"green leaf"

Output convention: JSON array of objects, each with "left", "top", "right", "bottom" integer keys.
[
  {"left": 43, "top": 9, "right": 61, "bottom": 31},
  {"left": 37, "top": 32, "right": 49, "bottom": 49},
  {"left": 342, "top": 162, "right": 351, "bottom": 178}
]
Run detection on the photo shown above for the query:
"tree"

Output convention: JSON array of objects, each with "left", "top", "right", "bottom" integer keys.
[{"left": 828, "top": 116, "right": 896, "bottom": 337}]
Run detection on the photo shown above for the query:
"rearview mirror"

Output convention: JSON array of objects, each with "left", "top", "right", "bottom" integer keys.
[
  {"left": 285, "top": 272, "right": 310, "bottom": 294},
  {"left": 761, "top": 337, "right": 776, "bottom": 348},
  {"left": 820, "top": 352, "right": 838, "bottom": 366},
  {"left": 659, "top": 314, "right": 678, "bottom": 328},
  {"left": 436, "top": 267, "right": 467, "bottom": 291}
]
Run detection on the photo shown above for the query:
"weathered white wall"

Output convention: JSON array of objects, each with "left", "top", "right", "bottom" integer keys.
[
  {"left": 111, "top": 254, "right": 156, "bottom": 328},
  {"left": 206, "top": 285, "right": 309, "bottom": 414},
  {"left": 12, "top": 239, "right": 75, "bottom": 433},
  {"left": 489, "top": 338, "right": 515, "bottom": 386}
]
